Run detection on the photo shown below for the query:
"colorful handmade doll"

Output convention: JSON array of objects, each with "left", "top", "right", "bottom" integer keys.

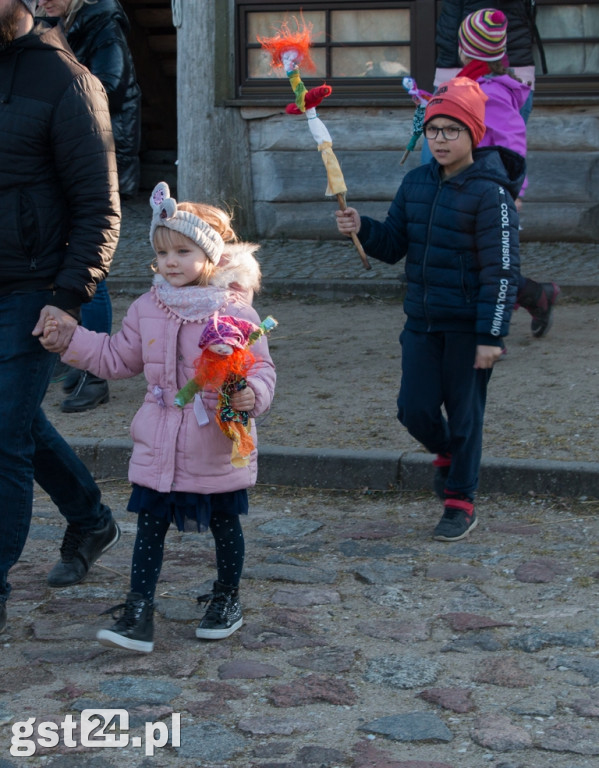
[
  {"left": 257, "top": 16, "right": 370, "bottom": 269},
  {"left": 175, "top": 313, "right": 277, "bottom": 467},
  {"left": 400, "top": 76, "right": 433, "bottom": 164}
]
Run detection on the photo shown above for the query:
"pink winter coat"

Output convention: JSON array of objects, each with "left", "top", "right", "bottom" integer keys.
[
  {"left": 476, "top": 74, "right": 530, "bottom": 195},
  {"left": 62, "top": 260, "right": 276, "bottom": 495}
]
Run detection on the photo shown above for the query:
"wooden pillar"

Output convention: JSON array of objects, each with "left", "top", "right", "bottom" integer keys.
[{"left": 175, "top": 0, "right": 255, "bottom": 236}]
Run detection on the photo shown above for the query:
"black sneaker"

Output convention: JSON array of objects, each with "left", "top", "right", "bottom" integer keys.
[
  {"left": 0, "top": 600, "right": 6, "bottom": 633},
  {"left": 433, "top": 500, "right": 478, "bottom": 542},
  {"left": 196, "top": 582, "right": 243, "bottom": 640},
  {"left": 432, "top": 454, "right": 451, "bottom": 500},
  {"left": 47, "top": 518, "right": 121, "bottom": 587},
  {"left": 97, "top": 593, "right": 154, "bottom": 653},
  {"left": 530, "top": 282, "right": 560, "bottom": 338}
]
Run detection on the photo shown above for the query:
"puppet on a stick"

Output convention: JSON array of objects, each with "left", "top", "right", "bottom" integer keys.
[
  {"left": 400, "top": 76, "right": 433, "bottom": 165},
  {"left": 258, "top": 18, "right": 370, "bottom": 270}
]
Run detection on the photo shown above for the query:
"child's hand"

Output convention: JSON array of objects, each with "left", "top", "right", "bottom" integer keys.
[
  {"left": 230, "top": 385, "right": 256, "bottom": 412},
  {"left": 474, "top": 345, "right": 503, "bottom": 369},
  {"left": 335, "top": 207, "right": 361, "bottom": 236},
  {"left": 39, "top": 317, "right": 60, "bottom": 350}
]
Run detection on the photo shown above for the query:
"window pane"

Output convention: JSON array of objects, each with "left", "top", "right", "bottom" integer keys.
[
  {"left": 248, "top": 11, "right": 324, "bottom": 42},
  {"left": 249, "top": 47, "right": 326, "bottom": 79},
  {"left": 331, "top": 9, "right": 410, "bottom": 42},
  {"left": 537, "top": 5, "right": 599, "bottom": 38},
  {"left": 543, "top": 42, "right": 599, "bottom": 74},
  {"left": 332, "top": 46, "right": 410, "bottom": 77}
]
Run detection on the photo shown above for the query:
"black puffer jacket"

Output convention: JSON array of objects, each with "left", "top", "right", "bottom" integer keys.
[
  {"left": 65, "top": 0, "right": 141, "bottom": 197},
  {"left": 436, "top": 0, "right": 540, "bottom": 69},
  {"left": 0, "top": 21, "right": 120, "bottom": 311},
  {"left": 358, "top": 147, "right": 524, "bottom": 344}
]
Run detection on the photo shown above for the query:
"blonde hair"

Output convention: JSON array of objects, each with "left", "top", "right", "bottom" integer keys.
[{"left": 38, "top": 0, "right": 95, "bottom": 30}]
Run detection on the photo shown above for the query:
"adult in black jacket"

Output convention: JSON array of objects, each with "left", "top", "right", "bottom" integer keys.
[
  {"left": 39, "top": 0, "right": 142, "bottom": 197},
  {"left": 0, "top": 0, "right": 121, "bottom": 633},
  {"left": 39, "top": 0, "right": 142, "bottom": 412}
]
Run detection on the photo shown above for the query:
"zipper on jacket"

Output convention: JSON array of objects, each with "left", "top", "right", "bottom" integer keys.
[{"left": 422, "top": 180, "right": 444, "bottom": 331}]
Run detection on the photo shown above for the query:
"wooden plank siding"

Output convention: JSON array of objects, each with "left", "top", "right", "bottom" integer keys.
[{"left": 244, "top": 106, "right": 599, "bottom": 242}]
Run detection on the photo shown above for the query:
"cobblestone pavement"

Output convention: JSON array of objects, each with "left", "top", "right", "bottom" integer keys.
[
  {"left": 2, "top": 197, "right": 598, "bottom": 767},
  {"left": 112, "top": 195, "right": 599, "bottom": 287},
  {"left": 1, "top": 482, "right": 599, "bottom": 767}
]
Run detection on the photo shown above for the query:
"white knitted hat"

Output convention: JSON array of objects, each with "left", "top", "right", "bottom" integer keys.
[{"left": 149, "top": 181, "right": 225, "bottom": 265}]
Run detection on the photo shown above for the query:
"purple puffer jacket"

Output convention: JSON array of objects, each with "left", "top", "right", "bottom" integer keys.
[
  {"left": 62, "top": 287, "right": 276, "bottom": 494},
  {"left": 477, "top": 74, "right": 531, "bottom": 195}
]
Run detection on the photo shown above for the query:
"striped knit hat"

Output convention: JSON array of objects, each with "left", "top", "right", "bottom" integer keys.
[{"left": 459, "top": 8, "right": 508, "bottom": 62}]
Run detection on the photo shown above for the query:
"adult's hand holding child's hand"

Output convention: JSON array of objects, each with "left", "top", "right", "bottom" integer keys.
[{"left": 32, "top": 306, "right": 77, "bottom": 354}]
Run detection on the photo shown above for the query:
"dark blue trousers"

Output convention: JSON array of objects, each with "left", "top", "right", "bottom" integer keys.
[
  {"left": 397, "top": 329, "right": 493, "bottom": 499},
  {"left": 0, "top": 291, "right": 111, "bottom": 599}
]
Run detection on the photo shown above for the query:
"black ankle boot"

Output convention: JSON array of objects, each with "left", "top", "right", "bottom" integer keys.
[
  {"left": 96, "top": 592, "right": 154, "bottom": 653},
  {"left": 60, "top": 371, "right": 109, "bottom": 413},
  {"left": 62, "top": 366, "right": 83, "bottom": 393}
]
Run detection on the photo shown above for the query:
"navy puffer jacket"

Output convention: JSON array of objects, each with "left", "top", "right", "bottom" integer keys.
[{"left": 358, "top": 147, "right": 524, "bottom": 345}]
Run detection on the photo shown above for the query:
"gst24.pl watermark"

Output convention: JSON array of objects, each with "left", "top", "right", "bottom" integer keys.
[{"left": 11, "top": 710, "right": 181, "bottom": 757}]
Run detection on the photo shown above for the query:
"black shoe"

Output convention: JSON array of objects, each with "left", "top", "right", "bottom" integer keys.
[
  {"left": 530, "top": 282, "right": 560, "bottom": 338},
  {"left": 433, "top": 500, "right": 478, "bottom": 542},
  {"left": 432, "top": 454, "right": 451, "bottom": 500},
  {"left": 196, "top": 581, "right": 243, "bottom": 639},
  {"left": 97, "top": 592, "right": 154, "bottom": 653},
  {"left": 47, "top": 518, "right": 121, "bottom": 587},
  {"left": 62, "top": 367, "right": 83, "bottom": 394},
  {"left": 60, "top": 371, "right": 109, "bottom": 413},
  {"left": 0, "top": 600, "right": 6, "bottom": 633}
]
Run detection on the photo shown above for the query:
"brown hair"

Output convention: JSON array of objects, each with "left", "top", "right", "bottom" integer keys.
[{"left": 487, "top": 60, "right": 523, "bottom": 83}]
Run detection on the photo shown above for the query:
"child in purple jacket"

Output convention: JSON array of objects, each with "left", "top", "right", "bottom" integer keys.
[
  {"left": 457, "top": 8, "right": 560, "bottom": 337},
  {"left": 41, "top": 182, "right": 276, "bottom": 652}
]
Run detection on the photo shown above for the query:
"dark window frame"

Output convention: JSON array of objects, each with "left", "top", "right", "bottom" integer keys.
[
  {"left": 234, "top": 0, "right": 436, "bottom": 104},
  {"left": 233, "top": 0, "right": 599, "bottom": 105},
  {"left": 534, "top": 0, "right": 599, "bottom": 98}
]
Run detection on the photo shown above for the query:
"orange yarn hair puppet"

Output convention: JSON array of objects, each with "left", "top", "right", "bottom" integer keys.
[{"left": 175, "top": 313, "right": 277, "bottom": 467}]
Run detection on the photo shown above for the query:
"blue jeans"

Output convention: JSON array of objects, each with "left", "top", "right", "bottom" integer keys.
[
  {"left": 81, "top": 280, "right": 112, "bottom": 334},
  {"left": 0, "top": 291, "right": 111, "bottom": 599}
]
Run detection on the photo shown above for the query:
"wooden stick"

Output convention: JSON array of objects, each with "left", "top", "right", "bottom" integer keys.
[{"left": 336, "top": 193, "right": 371, "bottom": 270}]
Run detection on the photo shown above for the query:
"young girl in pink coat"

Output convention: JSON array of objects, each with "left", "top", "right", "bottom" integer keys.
[{"left": 42, "top": 182, "right": 276, "bottom": 652}]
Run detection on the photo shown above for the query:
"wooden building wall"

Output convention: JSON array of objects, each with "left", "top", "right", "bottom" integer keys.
[{"left": 243, "top": 104, "right": 599, "bottom": 243}]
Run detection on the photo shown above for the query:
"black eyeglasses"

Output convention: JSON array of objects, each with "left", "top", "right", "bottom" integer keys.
[{"left": 424, "top": 125, "right": 469, "bottom": 141}]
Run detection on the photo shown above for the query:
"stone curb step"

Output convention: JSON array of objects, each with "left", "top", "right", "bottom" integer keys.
[
  {"left": 107, "top": 277, "right": 599, "bottom": 302},
  {"left": 67, "top": 438, "right": 599, "bottom": 500}
]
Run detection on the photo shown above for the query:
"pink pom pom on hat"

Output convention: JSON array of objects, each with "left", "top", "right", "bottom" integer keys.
[{"left": 459, "top": 8, "right": 508, "bottom": 62}]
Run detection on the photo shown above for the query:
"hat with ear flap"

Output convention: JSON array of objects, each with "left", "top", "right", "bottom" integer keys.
[
  {"left": 19, "top": 0, "right": 37, "bottom": 16},
  {"left": 149, "top": 181, "right": 225, "bottom": 265}
]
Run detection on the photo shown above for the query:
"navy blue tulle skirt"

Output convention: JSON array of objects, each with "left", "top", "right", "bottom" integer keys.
[{"left": 127, "top": 484, "right": 249, "bottom": 533}]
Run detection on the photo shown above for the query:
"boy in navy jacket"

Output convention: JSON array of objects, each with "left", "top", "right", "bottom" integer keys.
[{"left": 336, "top": 77, "right": 521, "bottom": 541}]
